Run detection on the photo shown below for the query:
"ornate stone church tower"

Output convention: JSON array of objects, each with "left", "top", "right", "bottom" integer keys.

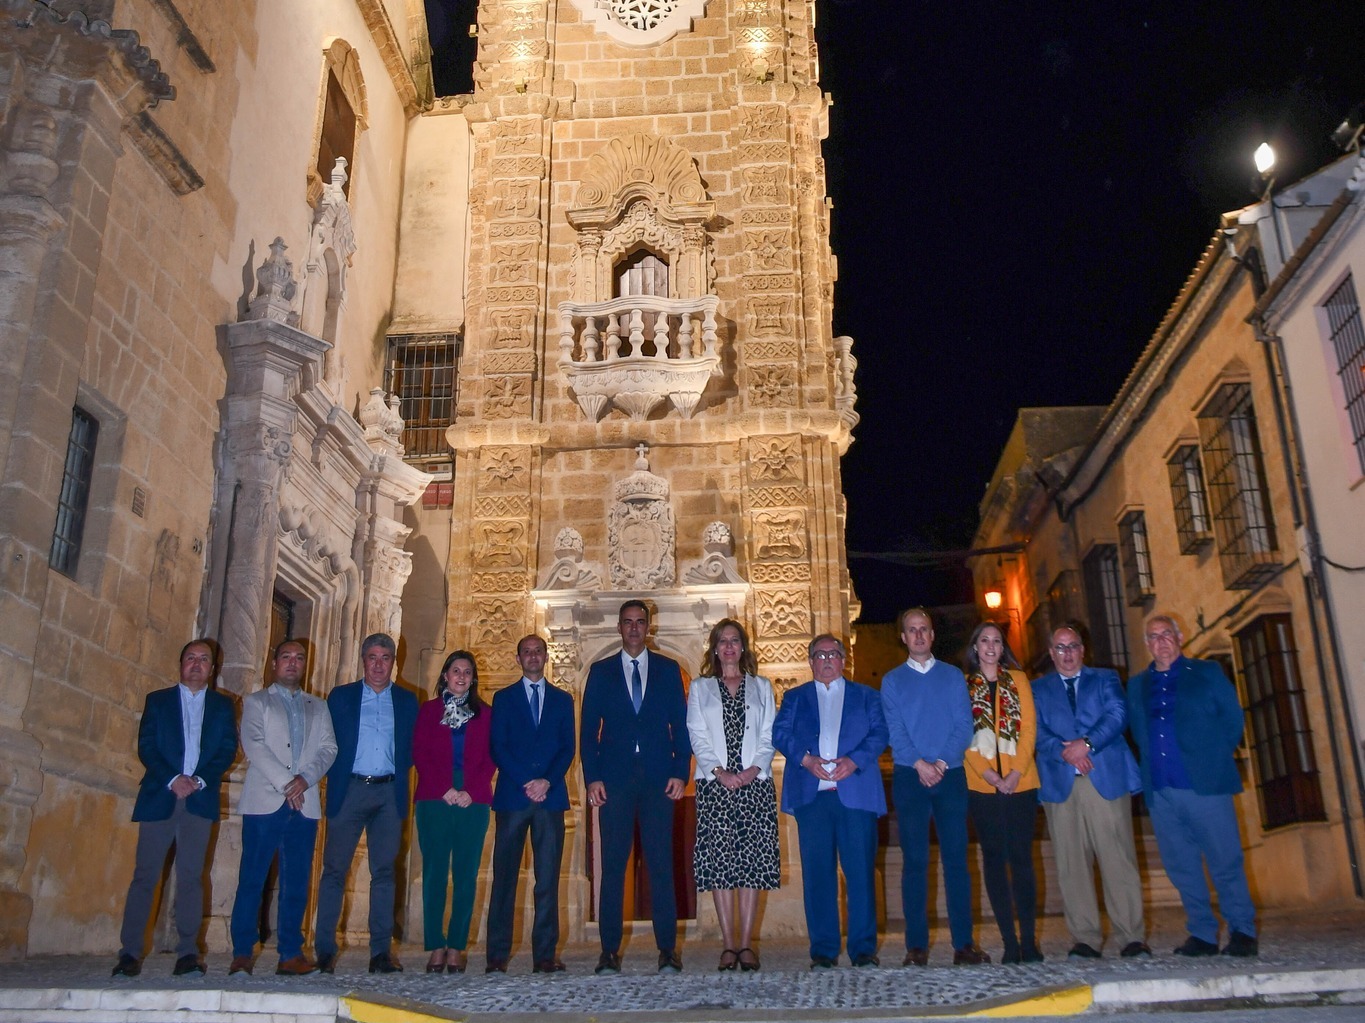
[{"left": 445, "top": 0, "right": 857, "bottom": 935}]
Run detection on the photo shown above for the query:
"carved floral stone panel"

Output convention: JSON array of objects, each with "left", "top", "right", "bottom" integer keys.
[{"left": 756, "top": 587, "right": 811, "bottom": 637}]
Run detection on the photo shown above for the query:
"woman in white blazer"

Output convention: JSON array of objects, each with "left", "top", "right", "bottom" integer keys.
[{"left": 687, "top": 618, "right": 780, "bottom": 972}]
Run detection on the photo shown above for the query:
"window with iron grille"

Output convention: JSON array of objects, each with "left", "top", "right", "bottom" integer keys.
[
  {"left": 1118, "top": 510, "right": 1154, "bottom": 605},
  {"left": 1167, "top": 444, "right": 1212, "bottom": 553},
  {"left": 1196, "top": 383, "right": 1278, "bottom": 588},
  {"left": 1322, "top": 274, "right": 1365, "bottom": 475},
  {"left": 49, "top": 406, "right": 99, "bottom": 578},
  {"left": 1235, "top": 614, "right": 1325, "bottom": 828},
  {"left": 1081, "top": 545, "right": 1129, "bottom": 670},
  {"left": 385, "top": 331, "right": 461, "bottom": 461}
]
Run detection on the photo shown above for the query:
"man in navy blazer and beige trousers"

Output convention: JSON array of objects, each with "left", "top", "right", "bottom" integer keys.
[
  {"left": 486, "top": 634, "right": 576, "bottom": 973},
  {"left": 1034, "top": 624, "right": 1148, "bottom": 960},
  {"left": 113, "top": 639, "right": 239, "bottom": 978},
  {"left": 580, "top": 600, "right": 692, "bottom": 975},
  {"left": 772, "top": 633, "right": 889, "bottom": 969}
]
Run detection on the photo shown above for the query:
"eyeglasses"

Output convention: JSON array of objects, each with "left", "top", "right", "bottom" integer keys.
[
  {"left": 811, "top": 650, "right": 844, "bottom": 661},
  {"left": 1052, "top": 642, "right": 1082, "bottom": 653}
]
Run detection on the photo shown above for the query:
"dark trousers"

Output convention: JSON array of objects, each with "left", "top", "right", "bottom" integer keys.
[
  {"left": 486, "top": 805, "right": 566, "bottom": 962},
  {"left": 597, "top": 760, "right": 677, "bottom": 954},
  {"left": 793, "top": 790, "right": 879, "bottom": 961},
  {"left": 119, "top": 799, "right": 213, "bottom": 959},
  {"left": 415, "top": 799, "right": 490, "bottom": 951},
  {"left": 893, "top": 765, "right": 974, "bottom": 949},
  {"left": 314, "top": 781, "right": 402, "bottom": 957},
  {"left": 968, "top": 788, "right": 1039, "bottom": 953},
  {"left": 229, "top": 804, "right": 320, "bottom": 960}
]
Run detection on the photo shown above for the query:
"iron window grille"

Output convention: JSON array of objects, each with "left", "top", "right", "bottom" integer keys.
[
  {"left": 1235, "top": 614, "right": 1325, "bottom": 829},
  {"left": 385, "top": 331, "right": 462, "bottom": 462},
  {"left": 1081, "top": 545, "right": 1129, "bottom": 671},
  {"left": 1196, "top": 383, "right": 1278, "bottom": 589},
  {"left": 1167, "top": 444, "right": 1213, "bottom": 553},
  {"left": 1118, "top": 510, "right": 1155, "bottom": 605},
  {"left": 49, "top": 406, "right": 99, "bottom": 578},
  {"left": 1323, "top": 274, "right": 1365, "bottom": 475}
]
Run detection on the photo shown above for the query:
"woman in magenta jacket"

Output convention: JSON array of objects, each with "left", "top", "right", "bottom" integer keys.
[{"left": 413, "top": 650, "right": 495, "bottom": 973}]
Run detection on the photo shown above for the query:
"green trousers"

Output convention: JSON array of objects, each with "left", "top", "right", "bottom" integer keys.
[{"left": 415, "top": 798, "right": 491, "bottom": 950}]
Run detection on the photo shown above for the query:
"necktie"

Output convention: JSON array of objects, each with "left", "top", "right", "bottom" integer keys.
[
  {"left": 530, "top": 682, "right": 541, "bottom": 726},
  {"left": 631, "top": 659, "right": 643, "bottom": 713},
  {"left": 1064, "top": 677, "right": 1078, "bottom": 715}
]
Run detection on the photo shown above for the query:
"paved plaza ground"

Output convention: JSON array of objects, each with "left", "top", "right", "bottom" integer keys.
[{"left": 2, "top": 906, "right": 1363, "bottom": 1021}]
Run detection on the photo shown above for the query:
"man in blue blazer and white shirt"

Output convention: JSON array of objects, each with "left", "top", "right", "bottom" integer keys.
[
  {"left": 486, "top": 634, "right": 576, "bottom": 973},
  {"left": 1127, "top": 614, "right": 1256, "bottom": 958},
  {"left": 113, "top": 639, "right": 239, "bottom": 978},
  {"left": 1033, "top": 623, "right": 1148, "bottom": 960},
  {"left": 772, "top": 633, "right": 889, "bottom": 969},
  {"left": 581, "top": 600, "right": 692, "bottom": 975},
  {"left": 313, "top": 632, "right": 418, "bottom": 975}
]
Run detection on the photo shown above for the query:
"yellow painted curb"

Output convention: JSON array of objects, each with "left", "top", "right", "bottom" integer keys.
[
  {"left": 967, "top": 984, "right": 1093, "bottom": 1017},
  {"left": 342, "top": 994, "right": 463, "bottom": 1023}
]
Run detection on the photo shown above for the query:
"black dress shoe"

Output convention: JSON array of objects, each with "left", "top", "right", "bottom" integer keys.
[
  {"left": 852, "top": 952, "right": 880, "bottom": 968},
  {"left": 1121, "top": 941, "right": 1152, "bottom": 959},
  {"left": 657, "top": 948, "right": 682, "bottom": 973},
  {"left": 485, "top": 957, "right": 508, "bottom": 973},
  {"left": 1221, "top": 931, "right": 1258, "bottom": 957},
  {"left": 1067, "top": 942, "right": 1102, "bottom": 959},
  {"left": 316, "top": 952, "right": 337, "bottom": 974},
  {"left": 594, "top": 951, "right": 621, "bottom": 975},
  {"left": 1000, "top": 948, "right": 1022, "bottom": 964},
  {"left": 533, "top": 959, "right": 566, "bottom": 973},
  {"left": 1174, "top": 935, "right": 1219, "bottom": 957},
  {"left": 902, "top": 947, "right": 928, "bottom": 966},
  {"left": 172, "top": 955, "right": 204, "bottom": 976},
  {"left": 111, "top": 953, "right": 141, "bottom": 978},
  {"left": 368, "top": 952, "right": 403, "bottom": 973},
  {"left": 1021, "top": 946, "right": 1045, "bottom": 963},
  {"left": 809, "top": 955, "right": 837, "bottom": 969}
]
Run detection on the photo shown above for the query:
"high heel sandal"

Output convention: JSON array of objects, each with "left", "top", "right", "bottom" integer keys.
[
  {"left": 737, "top": 947, "right": 760, "bottom": 972},
  {"left": 718, "top": 948, "right": 739, "bottom": 971},
  {"left": 426, "top": 952, "right": 446, "bottom": 974}
]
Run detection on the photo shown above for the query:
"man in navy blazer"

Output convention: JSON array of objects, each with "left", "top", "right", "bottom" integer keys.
[
  {"left": 485, "top": 634, "right": 576, "bottom": 973},
  {"left": 113, "top": 639, "right": 239, "bottom": 978},
  {"left": 313, "top": 633, "right": 418, "bottom": 974},
  {"left": 1128, "top": 614, "right": 1256, "bottom": 958},
  {"left": 772, "top": 634, "right": 889, "bottom": 969},
  {"left": 1034, "top": 624, "right": 1147, "bottom": 960},
  {"left": 580, "top": 600, "right": 691, "bottom": 974}
]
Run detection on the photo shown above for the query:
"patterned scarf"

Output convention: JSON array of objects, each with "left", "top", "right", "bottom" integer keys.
[
  {"left": 440, "top": 688, "right": 474, "bottom": 730},
  {"left": 967, "top": 670, "right": 1021, "bottom": 760}
]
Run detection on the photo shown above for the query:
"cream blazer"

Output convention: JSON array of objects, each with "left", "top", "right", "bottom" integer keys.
[
  {"left": 687, "top": 674, "right": 776, "bottom": 781},
  {"left": 238, "top": 686, "right": 338, "bottom": 819}
]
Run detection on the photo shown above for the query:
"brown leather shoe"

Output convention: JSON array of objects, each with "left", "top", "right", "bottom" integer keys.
[
  {"left": 533, "top": 959, "right": 566, "bottom": 973},
  {"left": 902, "top": 947, "right": 928, "bottom": 966},
  {"left": 953, "top": 944, "right": 991, "bottom": 965},
  {"left": 276, "top": 955, "right": 317, "bottom": 976},
  {"left": 228, "top": 956, "right": 254, "bottom": 976}
]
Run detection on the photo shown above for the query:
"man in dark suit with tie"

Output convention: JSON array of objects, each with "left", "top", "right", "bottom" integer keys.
[
  {"left": 580, "top": 600, "right": 692, "bottom": 974},
  {"left": 771, "top": 634, "right": 889, "bottom": 969},
  {"left": 112, "top": 639, "right": 239, "bottom": 978},
  {"left": 485, "top": 634, "right": 576, "bottom": 974},
  {"left": 1033, "top": 623, "right": 1148, "bottom": 960},
  {"left": 313, "top": 632, "right": 418, "bottom": 975}
]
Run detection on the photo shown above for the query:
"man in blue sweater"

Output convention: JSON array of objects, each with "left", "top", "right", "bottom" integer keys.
[
  {"left": 881, "top": 608, "right": 988, "bottom": 966},
  {"left": 1127, "top": 614, "right": 1256, "bottom": 958}
]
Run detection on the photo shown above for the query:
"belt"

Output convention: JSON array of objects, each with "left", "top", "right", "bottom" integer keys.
[{"left": 351, "top": 773, "right": 394, "bottom": 784}]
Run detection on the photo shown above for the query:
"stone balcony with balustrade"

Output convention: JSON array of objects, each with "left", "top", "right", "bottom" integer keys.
[{"left": 556, "top": 294, "right": 721, "bottom": 421}]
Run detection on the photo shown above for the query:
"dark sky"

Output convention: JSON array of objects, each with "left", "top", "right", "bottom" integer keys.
[
  {"left": 425, "top": 1, "right": 1360, "bottom": 622},
  {"left": 818, "top": 0, "right": 1360, "bottom": 620}
]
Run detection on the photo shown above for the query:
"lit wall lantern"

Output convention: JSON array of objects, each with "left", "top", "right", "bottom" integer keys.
[{"left": 983, "top": 587, "right": 1004, "bottom": 610}]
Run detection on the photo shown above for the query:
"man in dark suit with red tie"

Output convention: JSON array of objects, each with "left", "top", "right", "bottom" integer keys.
[
  {"left": 580, "top": 600, "right": 692, "bottom": 974},
  {"left": 485, "top": 634, "right": 576, "bottom": 974}
]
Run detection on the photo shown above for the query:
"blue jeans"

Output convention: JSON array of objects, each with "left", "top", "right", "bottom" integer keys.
[
  {"left": 1149, "top": 786, "right": 1256, "bottom": 942},
  {"left": 229, "top": 804, "right": 319, "bottom": 960},
  {"left": 893, "top": 765, "right": 974, "bottom": 949},
  {"left": 793, "top": 791, "right": 879, "bottom": 961}
]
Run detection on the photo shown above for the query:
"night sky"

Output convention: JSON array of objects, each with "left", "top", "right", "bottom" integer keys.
[{"left": 424, "top": 1, "right": 1361, "bottom": 622}]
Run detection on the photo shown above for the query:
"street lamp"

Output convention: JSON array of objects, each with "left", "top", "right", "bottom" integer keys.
[
  {"left": 1252, "top": 141, "right": 1286, "bottom": 264},
  {"left": 1253, "top": 141, "right": 1276, "bottom": 178},
  {"left": 983, "top": 587, "right": 1003, "bottom": 610}
]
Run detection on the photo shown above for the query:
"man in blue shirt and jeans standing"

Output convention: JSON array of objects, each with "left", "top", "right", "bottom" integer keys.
[{"left": 881, "top": 608, "right": 988, "bottom": 966}]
